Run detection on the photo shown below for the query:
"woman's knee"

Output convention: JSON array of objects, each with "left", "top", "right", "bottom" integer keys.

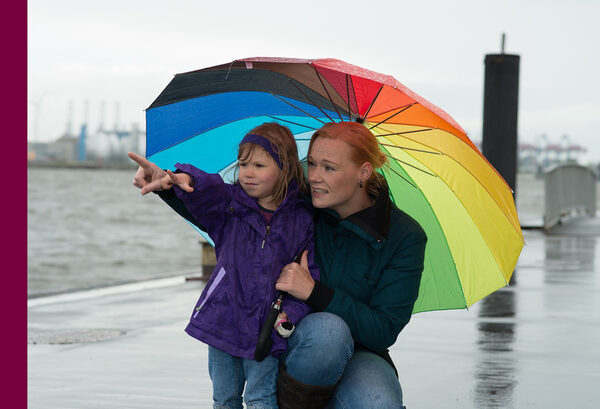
[
  {"left": 327, "top": 351, "right": 404, "bottom": 409},
  {"left": 283, "top": 313, "right": 354, "bottom": 386},
  {"left": 293, "top": 312, "right": 353, "bottom": 356}
]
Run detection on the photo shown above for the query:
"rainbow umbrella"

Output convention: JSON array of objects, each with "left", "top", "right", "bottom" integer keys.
[{"left": 145, "top": 57, "right": 524, "bottom": 313}]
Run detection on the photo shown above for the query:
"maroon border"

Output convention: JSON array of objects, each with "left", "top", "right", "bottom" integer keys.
[{"left": 5, "top": 0, "right": 27, "bottom": 407}]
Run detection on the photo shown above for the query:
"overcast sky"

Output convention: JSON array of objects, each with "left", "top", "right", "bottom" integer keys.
[{"left": 27, "top": 0, "right": 600, "bottom": 162}]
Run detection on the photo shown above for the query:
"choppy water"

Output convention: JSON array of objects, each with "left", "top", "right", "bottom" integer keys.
[{"left": 27, "top": 167, "right": 202, "bottom": 297}]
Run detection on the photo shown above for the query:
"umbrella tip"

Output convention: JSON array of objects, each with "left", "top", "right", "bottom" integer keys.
[{"left": 355, "top": 117, "right": 364, "bottom": 124}]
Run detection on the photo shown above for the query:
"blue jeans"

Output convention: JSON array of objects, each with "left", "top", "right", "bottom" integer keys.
[
  {"left": 282, "top": 312, "right": 405, "bottom": 409},
  {"left": 208, "top": 346, "right": 279, "bottom": 409}
]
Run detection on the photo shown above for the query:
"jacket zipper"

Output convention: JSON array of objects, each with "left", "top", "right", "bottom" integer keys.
[{"left": 261, "top": 225, "right": 271, "bottom": 249}]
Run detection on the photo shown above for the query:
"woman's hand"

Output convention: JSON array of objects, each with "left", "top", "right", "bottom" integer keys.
[
  {"left": 128, "top": 152, "right": 194, "bottom": 194},
  {"left": 276, "top": 251, "right": 315, "bottom": 301}
]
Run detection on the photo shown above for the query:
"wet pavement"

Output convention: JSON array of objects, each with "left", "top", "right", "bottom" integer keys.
[{"left": 28, "top": 227, "right": 600, "bottom": 408}]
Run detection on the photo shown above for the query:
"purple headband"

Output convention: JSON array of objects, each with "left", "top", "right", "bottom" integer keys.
[{"left": 239, "top": 133, "right": 282, "bottom": 168}]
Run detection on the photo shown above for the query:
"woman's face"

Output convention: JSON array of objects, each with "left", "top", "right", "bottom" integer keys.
[{"left": 307, "top": 137, "right": 370, "bottom": 218}]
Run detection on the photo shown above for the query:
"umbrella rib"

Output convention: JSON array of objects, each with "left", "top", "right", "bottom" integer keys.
[
  {"left": 271, "top": 94, "right": 326, "bottom": 124},
  {"left": 349, "top": 75, "right": 360, "bottom": 121},
  {"left": 383, "top": 153, "right": 438, "bottom": 177},
  {"left": 378, "top": 143, "right": 443, "bottom": 155},
  {"left": 369, "top": 103, "right": 417, "bottom": 130},
  {"left": 382, "top": 163, "right": 420, "bottom": 189},
  {"left": 345, "top": 74, "right": 351, "bottom": 119},
  {"left": 312, "top": 65, "right": 345, "bottom": 122},
  {"left": 374, "top": 128, "right": 434, "bottom": 137},
  {"left": 363, "top": 85, "right": 383, "bottom": 119},
  {"left": 224, "top": 61, "right": 235, "bottom": 80},
  {"left": 267, "top": 116, "right": 320, "bottom": 131},
  {"left": 287, "top": 79, "right": 335, "bottom": 122}
]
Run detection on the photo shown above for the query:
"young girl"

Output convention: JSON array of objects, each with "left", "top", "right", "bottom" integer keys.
[{"left": 145, "top": 123, "right": 319, "bottom": 409}]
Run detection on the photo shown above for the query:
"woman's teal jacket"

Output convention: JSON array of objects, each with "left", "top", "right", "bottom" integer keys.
[{"left": 305, "top": 187, "right": 427, "bottom": 352}]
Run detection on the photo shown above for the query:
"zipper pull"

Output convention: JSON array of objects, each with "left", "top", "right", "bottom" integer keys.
[{"left": 261, "top": 225, "right": 271, "bottom": 249}]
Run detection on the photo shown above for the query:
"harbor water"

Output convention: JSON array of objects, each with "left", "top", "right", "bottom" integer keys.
[{"left": 27, "top": 167, "right": 202, "bottom": 297}]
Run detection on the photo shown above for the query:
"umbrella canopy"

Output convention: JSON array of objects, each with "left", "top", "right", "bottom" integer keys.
[{"left": 145, "top": 57, "right": 524, "bottom": 313}]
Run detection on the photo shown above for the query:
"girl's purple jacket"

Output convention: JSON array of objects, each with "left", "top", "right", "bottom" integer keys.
[{"left": 173, "top": 163, "right": 319, "bottom": 359}]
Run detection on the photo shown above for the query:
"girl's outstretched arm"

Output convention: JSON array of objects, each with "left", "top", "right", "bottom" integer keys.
[
  {"left": 128, "top": 152, "right": 195, "bottom": 194},
  {"left": 128, "top": 152, "right": 208, "bottom": 232}
]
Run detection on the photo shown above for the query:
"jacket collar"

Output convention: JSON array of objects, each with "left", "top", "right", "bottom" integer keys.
[
  {"left": 319, "top": 184, "right": 391, "bottom": 247},
  {"left": 230, "top": 179, "right": 308, "bottom": 236},
  {"left": 346, "top": 187, "right": 391, "bottom": 241}
]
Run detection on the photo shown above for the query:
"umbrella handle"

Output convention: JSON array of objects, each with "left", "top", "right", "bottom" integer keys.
[
  {"left": 255, "top": 248, "right": 302, "bottom": 361},
  {"left": 254, "top": 293, "right": 284, "bottom": 362}
]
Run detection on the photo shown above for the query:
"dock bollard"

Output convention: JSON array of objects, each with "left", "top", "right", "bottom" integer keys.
[{"left": 186, "top": 240, "right": 216, "bottom": 282}]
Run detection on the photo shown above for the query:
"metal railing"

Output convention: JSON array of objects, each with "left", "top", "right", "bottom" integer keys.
[{"left": 544, "top": 164, "right": 597, "bottom": 230}]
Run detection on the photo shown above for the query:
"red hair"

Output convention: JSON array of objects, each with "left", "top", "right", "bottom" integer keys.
[{"left": 309, "top": 122, "right": 388, "bottom": 197}]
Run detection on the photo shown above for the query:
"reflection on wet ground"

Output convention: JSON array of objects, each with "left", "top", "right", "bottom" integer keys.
[
  {"left": 474, "top": 291, "right": 517, "bottom": 408},
  {"left": 390, "top": 229, "right": 600, "bottom": 408},
  {"left": 545, "top": 236, "right": 596, "bottom": 276}
]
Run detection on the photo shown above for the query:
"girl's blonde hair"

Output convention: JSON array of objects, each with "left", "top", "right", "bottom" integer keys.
[
  {"left": 238, "top": 123, "right": 308, "bottom": 204},
  {"left": 309, "top": 122, "right": 388, "bottom": 198}
]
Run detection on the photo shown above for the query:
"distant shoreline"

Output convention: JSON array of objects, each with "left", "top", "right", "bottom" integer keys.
[{"left": 28, "top": 161, "right": 137, "bottom": 170}]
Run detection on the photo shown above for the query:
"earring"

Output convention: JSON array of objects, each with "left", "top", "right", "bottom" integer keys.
[{"left": 359, "top": 180, "right": 364, "bottom": 188}]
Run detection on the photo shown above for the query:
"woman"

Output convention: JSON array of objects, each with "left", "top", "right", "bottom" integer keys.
[{"left": 131, "top": 122, "right": 427, "bottom": 409}]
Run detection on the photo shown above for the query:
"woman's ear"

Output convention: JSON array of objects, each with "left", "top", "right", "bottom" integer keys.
[{"left": 359, "top": 162, "right": 373, "bottom": 182}]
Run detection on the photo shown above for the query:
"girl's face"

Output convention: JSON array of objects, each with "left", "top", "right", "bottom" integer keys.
[
  {"left": 307, "top": 137, "right": 371, "bottom": 218},
  {"left": 239, "top": 147, "right": 281, "bottom": 210}
]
